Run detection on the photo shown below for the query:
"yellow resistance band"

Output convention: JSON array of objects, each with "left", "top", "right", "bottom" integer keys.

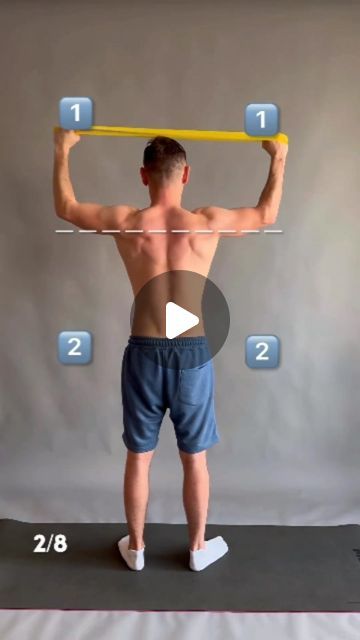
[{"left": 54, "top": 125, "right": 288, "bottom": 145}]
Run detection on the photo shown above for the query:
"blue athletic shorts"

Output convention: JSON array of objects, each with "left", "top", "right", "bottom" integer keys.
[{"left": 121, "top": 336, "right": 220, "bottom": 454}]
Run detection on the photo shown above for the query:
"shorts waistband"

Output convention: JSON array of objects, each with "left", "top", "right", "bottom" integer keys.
[{"left": 128, "top": 335, "right": 208, "bottom": 347}]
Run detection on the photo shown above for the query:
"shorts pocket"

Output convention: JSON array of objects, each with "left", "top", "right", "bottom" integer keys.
[{"left": 178, "top": 364, "right": 211, "bottom": 406}]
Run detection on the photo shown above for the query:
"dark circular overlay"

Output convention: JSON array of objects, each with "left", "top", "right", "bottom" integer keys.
[{"left": 129, "top": 270, "right": 230, "bottom": 369}]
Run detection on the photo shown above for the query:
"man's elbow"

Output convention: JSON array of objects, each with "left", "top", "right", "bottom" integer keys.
[
  {"left": 55, "top": 205, "right": 66, "bottom": 220},
  {"left": 259, "top": 205, "right": 279, "bottom": 226},
  {"left": 55, "top": 199, "right": 75, "bottom": 221}
]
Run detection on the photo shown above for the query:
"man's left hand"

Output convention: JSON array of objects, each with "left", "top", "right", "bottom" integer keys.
[{"left": 54, "top": 128, "right": 81, "bottom": 153}]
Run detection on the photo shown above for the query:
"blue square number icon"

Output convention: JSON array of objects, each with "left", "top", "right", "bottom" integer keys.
[
  {"left": 58, "top": 331, "right": 93, "bottom": 365},
  {"left": 244, "top": 103, "right": 280, "bottom": 137},
  {"left": 245, "top": 335, "right": 280, "bottom": 369},
  {"left": 59, "top": 97, "right": 94, "bottom": 130}
]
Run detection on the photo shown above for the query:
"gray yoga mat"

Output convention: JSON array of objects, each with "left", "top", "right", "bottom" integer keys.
[{"left": 1, "top": 519, "right": 360, "bottom": 611}]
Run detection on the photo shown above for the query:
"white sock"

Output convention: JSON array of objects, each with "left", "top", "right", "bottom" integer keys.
[
  {"left": 118, "top": 535, "right": 145, "bottom": 571},
  {"left": 189, "top": 536, "right": 229, "bottom": 571}
]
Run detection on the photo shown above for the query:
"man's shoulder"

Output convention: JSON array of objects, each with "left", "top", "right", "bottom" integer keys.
[
  {"left": 191, "top": 206, "right": 218, "bottom": 219},
  {"left": 111, "top": 204, "right": 140, "bottom": 224},
  {"left": 114, "top": 204, "right": 139, "bottom": 214}
]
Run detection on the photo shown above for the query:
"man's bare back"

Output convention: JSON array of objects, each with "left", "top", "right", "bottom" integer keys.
[
  {"left": 114, "top": 205, "right": 219, "bottom": 337},
  {"left": 114, "top": 205, "right": 218, "bottom": 291}
]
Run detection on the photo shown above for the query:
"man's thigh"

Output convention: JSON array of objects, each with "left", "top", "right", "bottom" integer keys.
[
  {"left": 169, "top": 360, "right": 220, "bottom": 454},
  {"left": 121, "top": 344, "right": 166, "bottom": 453}
]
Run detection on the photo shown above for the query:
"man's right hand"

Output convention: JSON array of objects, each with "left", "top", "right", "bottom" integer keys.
[
  {"left": 54, "top": 128, "right": 81, "bottom": 154},
  {"left": 262, "top": 139, "right": 288, "bottom": 160}
]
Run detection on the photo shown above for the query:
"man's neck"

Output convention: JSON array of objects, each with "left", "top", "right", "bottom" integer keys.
[{"left": 148, "top": 185, "right": 183, "bottom": 208}]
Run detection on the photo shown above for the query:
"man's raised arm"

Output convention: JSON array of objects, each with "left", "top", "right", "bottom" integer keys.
[
  {"left": 53, "top": 128, "right": 134, "bottom": 231},
  {"left": 199, "top": 140, "right": 288, "bottom": 234}
]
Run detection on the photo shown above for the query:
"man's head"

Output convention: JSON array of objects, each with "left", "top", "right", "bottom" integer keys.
[{"left": 140, "top": 136, "right": 190, "bottom": 189}]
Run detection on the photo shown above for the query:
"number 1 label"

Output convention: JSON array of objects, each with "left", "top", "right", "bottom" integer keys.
[
  {"left": 256, "top": 110, "right": 266, "bottom": 129},
  {"left": 59, "top": 97, "right": 94, "bottom": 130},
  {"left": 70, "top": 103, "right": 80, "bottom": 122},
  {"left": 244, "top": 104, "right": 280, "bottom": 137}
]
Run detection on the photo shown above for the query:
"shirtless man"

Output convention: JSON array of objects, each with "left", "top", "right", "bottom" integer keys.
[{"left": 53, "top": 130, "right": 287, "bottom": 571}]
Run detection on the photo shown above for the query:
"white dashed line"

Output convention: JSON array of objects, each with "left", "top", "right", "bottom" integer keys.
[{"left": 56, "top": 228, "right": 283, "bottom": 235}]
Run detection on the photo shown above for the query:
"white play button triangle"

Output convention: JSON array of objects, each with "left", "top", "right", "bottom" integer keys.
[{"left": 166, "top": 302, "right": 199, "bottom": 339}]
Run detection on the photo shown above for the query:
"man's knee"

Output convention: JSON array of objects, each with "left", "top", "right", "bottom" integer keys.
[
  {"left": 126, "top": 449, "right": 155, "bottom": 465},
  {"left": 179, "top": 449, "right": 207, "bottom": 468}
]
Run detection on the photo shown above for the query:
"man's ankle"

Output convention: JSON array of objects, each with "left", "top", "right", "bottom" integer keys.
[
  {"left": 190, "top": 540, "right": 206, "bottom": 551},
  {"left": 128, "top": 537, "right": 145, "bottom": 550}
]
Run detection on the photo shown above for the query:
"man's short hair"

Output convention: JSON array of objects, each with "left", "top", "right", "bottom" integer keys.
[{"left": 143, "top": 136, "right": 187, "bottom": 181}]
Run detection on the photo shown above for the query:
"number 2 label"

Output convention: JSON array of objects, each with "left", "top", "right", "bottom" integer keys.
[
  {"left": 58, "top": 331, "right": 92, "bottom": 365},
  {"left": 245, "top": 335, "right": 280, "bottom": 369},
  {"left": 255, "top": 341, "right": 269, "bottom": 360},
  {"left": 67, "top": 337, "right": 82, "bottom": 357}
]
